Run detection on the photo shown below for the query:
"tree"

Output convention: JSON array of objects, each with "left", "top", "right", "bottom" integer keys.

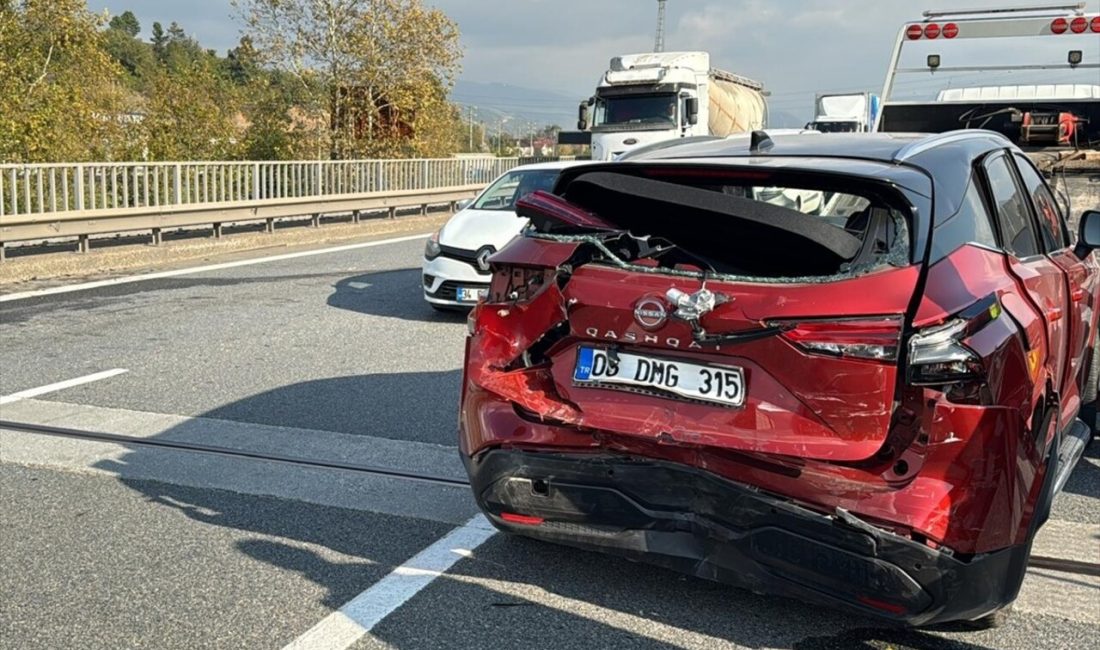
[
  {"left": 139, "top": 59, "right": 244, "bottom": 160},
  {"left": 225, "top": 36, "right": 259, "bottom": 85},
  {"left": 235, "top": 0, "right": 463, "bottom": 159},
  {"left": 108, "top": 9, "right": 139, "bottom": 37},
  {"left": 150, "top": 21, "right": 167, "bottom": 59},
  {"left": 104, "top": 9, "right": 154, "bottom": 82},
  {"left": 0, "top": 0, "right": 129, "bottom": 162}
]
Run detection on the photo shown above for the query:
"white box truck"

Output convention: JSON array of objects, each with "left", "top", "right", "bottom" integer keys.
[
  {"left": 806, "top": 92, "right": 881, "bottom": 133},
  {"left": 574, "top": 51, "right": 768, "bottom": 161}
]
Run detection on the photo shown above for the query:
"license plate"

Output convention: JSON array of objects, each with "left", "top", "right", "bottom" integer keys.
[
  {"left": 456, "top": 286, "right": 488, "bottom": 302},
  {"left": 573, "top": 347, "right": 745, "bottom": 407}
]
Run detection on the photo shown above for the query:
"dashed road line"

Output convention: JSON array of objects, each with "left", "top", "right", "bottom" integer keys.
[
  {"left": 0, "top": 369, "right": 128, "bottom": 405},
  {"left": 282, "top": 514, "right": 496, "bottom": 650}
]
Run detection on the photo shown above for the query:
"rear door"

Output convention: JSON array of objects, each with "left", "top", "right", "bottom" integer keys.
[
  {"left": 982, "top": 151, "right": 1070, "bottom": 413},
  {"left": 1013, "top": 153, "right": 1094, "bottom": 416}
]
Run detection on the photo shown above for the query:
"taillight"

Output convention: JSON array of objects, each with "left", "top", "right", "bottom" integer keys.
[
  {"left": 500, "top": 512, "right": 544, "bottom": 526},
  {"left": 1052, "top": 17, "right": 1069, "bottom": 34},
  {"left": 908, "top": 297, "right": 1001, "bottom": 385},
  {"left": 488, "top": 266, "right": 548, "bottom": 303},
  {"left": 1070, "top": 16, "right": 1088, "bottom": 33},
  {"left": 906, "top": 24, "right": 923, "bottom": 40},
  {"left": 777, "top": 317, "right": 902, "bottom": 362},
  {"left": 1092, "top": 16, "right": 1100, "bottom": 32},
  {"left": 942, "top": 22, "right": 958, "bottom": 38},
  {"left": 924, "top": 23, "right": 941, "bottom": 39}
]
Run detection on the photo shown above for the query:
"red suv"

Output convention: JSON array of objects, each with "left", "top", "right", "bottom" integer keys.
[{"left": 459, "top": 131, "right": 1099, "bottom": 626}]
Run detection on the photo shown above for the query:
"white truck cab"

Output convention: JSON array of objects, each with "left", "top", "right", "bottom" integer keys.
[{"left": 578, "top": 52, "right": 767, "bottom": 161}]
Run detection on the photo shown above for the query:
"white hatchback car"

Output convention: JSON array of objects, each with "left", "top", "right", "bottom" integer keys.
[{"left": 422, "top": 161, "right": 585, "bottom": 310}]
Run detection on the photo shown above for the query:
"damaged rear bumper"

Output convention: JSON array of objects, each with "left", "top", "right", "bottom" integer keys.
[{"left": 463, "top": 449, "right": 1030, "bottom": 626}]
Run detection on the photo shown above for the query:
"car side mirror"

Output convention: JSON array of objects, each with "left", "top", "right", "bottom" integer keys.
[
  {"left": 455, "top": 198, "right": 473, "bottom": 212},
  {"left": 685, "top": 97, "right": 699, "bottom": 125},
  {"left": 1075, "top": 209, "right": 1100, "bottom": 259},
  {"left": 577, "top": 101, "right": 590, "bottom": 131}
]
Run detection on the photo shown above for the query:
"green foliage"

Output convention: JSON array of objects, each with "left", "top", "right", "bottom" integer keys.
[
  {"left": 0, "top": 0, "right": 475, "bottom": 163},
  {"left": 104, "top": 17, "right": 155, "bottom": 82},
  {"left": 139, "top": 59, "right": 243, "bottom": 160},
  {"left": 108, "top": 10, "right": 139, "bottom": 37},
  {"left": 0, "top": 0, "right": 128, "bottom": 162},
  {"left": 237, "top": 0, "right": 466, "bottom": 159}
]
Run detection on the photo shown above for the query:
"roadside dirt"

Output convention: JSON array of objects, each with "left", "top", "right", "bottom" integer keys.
[{"left": 0, "top": 213, "right": 451, "bottom": 290}]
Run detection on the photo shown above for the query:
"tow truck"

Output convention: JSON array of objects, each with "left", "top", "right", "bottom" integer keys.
[{"left": 875, "top": 3, "right": 1099, "bottom": 225}]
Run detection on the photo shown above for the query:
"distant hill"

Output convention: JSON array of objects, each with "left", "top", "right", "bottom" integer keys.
[{"left": 451, "top": 81, "right": 581, "bottom": 133}]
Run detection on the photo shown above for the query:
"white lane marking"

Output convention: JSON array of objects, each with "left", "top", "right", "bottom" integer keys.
[
  {"left": 283, "top": 514, "right": 496, "bottom": 650},
  {"left": 0, "top": 369, "right": 129, "bottom": 405},
  {"left": 0, "top": 233, "right": 431, "bottom": 302}
]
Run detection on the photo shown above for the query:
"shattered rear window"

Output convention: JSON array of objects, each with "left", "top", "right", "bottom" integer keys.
[{"left": 524, "top": 170, "right": 912, "bottom": 283}]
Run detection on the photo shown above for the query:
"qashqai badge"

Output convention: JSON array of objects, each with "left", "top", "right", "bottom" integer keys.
[{"left": 634, "top": 297, "right": 668, "bottom": 329}]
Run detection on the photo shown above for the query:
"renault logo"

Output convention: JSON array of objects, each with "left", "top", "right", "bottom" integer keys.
[
  {"left": 634, "top": 297, "right": 668, "bottom": 329},
  {"left": 475, "top": 246, "right": 495, "bottom": 272}
]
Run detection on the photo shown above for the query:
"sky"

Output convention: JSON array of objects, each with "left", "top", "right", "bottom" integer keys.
[{"left": 87, "top": 0, "right": 1100, "bottom": 123}]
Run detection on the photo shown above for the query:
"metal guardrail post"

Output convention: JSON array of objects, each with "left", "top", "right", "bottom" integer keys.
[
  {"left": 173, "top": 164, "right": 182, "bottom": 205},
  {"left": 74, "top": 165, "right": 85, "bottom": 212},
  {"left": 252, "top": 163, "right": 260, "bottom": 201}
]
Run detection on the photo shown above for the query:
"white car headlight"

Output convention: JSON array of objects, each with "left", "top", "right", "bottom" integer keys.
[{"left": 424, "top": 231, "right": 442, "bottom": 260}]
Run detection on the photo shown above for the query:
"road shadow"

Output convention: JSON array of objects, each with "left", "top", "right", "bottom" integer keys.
[
  {"left": 370, "top": 532, "right": 1004, "bottom": 650},
  {"left": 88, "top": 372, "right": 1098, "bottom": 648},
  {"left": 327, "top": 267, "right": 467, "bottom": 323},
  {"left": 193, "top": 371, "right": 461, "bottom": 442},
  {"left": 1, "top": 272, "right": 346, "bottom": 326}
]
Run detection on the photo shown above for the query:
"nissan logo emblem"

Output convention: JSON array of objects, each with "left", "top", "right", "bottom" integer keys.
[
  {"left": 633, "top": 297, "right": 668, "bottom": 329},
  {"left": 475, "top": 246, "right": 495, "bottom": 272}
]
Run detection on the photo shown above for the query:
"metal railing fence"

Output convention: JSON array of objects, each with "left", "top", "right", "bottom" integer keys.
[{"left": 0, "top": 157, "right": 551, "bottom": 217}]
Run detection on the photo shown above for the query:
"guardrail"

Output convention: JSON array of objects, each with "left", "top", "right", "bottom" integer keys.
[
  {"left": 0, "top": 157, "right": 542, "bottom": 217},
  {"left": 0, "top": 157, "right": 553, "bottom": 260},
  {"left": 0, "top": 185, "right": 484, "bottom": 260}
]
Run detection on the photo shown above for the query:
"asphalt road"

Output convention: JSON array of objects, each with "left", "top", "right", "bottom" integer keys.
[{"left": 2, "top": 234, "right": 1098, "bottom": 649}]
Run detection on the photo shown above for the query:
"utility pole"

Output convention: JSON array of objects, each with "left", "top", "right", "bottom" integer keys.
[
  {"left": 654, "top": 0, "right": 667, "bottom": 52},
  {"left": 467, "top": 106, "right": 476, "bottom": 151}
]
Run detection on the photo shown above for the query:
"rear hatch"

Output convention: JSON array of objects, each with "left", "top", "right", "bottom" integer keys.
[{"left": 504, "top": 165, "right": 928, "bottom": 463}]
